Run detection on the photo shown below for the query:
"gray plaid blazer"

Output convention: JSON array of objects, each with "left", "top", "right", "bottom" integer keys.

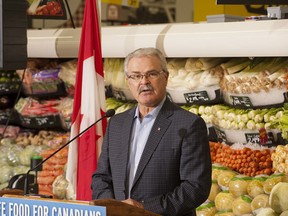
[{"left": 91, "top": 98, "right": 212, "bottom": 216}]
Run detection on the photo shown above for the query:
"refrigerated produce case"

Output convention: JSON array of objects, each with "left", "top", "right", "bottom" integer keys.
[{"left": 27, "top": 19, "right": 288, "bottom": 58}]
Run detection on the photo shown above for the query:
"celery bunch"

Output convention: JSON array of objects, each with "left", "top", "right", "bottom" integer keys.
[{"left": 276, "top": 104, "right": 288, "bottom": 140}]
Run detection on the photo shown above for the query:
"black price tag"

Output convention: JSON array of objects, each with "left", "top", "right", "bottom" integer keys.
[
  {"left": 112, "top": 89, "right": 127, "bottom": 101},
  {"left": 35, "top": 116, "right": 51, "bottom": 126},
  {"left": 214, "top": 127, "right": 227, "bottom": 143},
  {"left": 0, "top": 112, "right": 8, "bottom": 123},
  {"left": 21, "top": 116, "right": 32, "bottom": 125},
  {"left": 231, "top": 96, "right": 252, "bottom": 108},
  {"left": 245, "top": 133, "right": 260, "bottom": 144},
  {"left": 0, "top": 83, "right": 9, "bottom": 92},
  {"left": 184, "top": 91, "right": 210, "bottom": 104},
  {"left": 245, "top": 132, "right": 274, "bottom": 145},
  {"left": 20, "top": 115, "right": 62, "bottom": 129}
]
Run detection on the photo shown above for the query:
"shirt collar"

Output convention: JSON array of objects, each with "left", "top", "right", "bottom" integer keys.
[{"left": 134, "top": 97, "right": 166, "bottom": 119}]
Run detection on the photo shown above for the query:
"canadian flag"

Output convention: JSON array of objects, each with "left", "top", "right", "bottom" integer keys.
[{"left": 66, "top": 0, "right": 107, "bottom": 200}]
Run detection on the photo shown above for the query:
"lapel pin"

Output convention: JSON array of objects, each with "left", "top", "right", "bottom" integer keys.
[{"left": 158, "top": 127, "right": 161, "bottom": 131}]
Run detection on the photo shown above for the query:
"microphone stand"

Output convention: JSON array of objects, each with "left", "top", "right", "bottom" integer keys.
[{"left": 24, "top": 109, "right": 115, "bottom": 196}]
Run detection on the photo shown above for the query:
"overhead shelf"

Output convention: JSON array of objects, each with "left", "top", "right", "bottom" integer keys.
[{"left": 27, "top": 19, "right": 288, "bottom": 58}]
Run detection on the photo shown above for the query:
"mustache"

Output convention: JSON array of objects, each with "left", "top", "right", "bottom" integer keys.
[{"left": 139, "top": 84, "right": 154, "bottom": 93}]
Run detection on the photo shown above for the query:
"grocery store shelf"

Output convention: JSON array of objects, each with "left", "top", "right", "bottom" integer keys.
[{"left": 27, "top": 19, "right": 288, "bottom": 58}]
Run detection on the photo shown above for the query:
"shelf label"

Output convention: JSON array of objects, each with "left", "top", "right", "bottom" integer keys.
[
  {"left": 245, "top": 132, "right": 274, "bottom": 145},
  {"left": 214, "top": 127, "right": 227, "bottom": 144},
  {"left": 184, "top": 91, "right": 210, "bottom": 103},
  {"left": 112, "top": 89, "right": 127, "bottom": 101},
  {"left": 20, "top": 115, "right": 62, "bottom": 129},
  {"left": 0, "top": 112, "right": 8, "bottom": 122},
  {"left": 231, "top": 95, "right": 252, "bottom": 108}
]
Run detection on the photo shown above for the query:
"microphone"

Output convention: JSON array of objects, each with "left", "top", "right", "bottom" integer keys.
[{"left": 23, "top": 109, "right": 115, "bottom": 196}]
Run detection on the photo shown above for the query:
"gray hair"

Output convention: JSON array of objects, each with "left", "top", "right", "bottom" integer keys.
[{"left": 124, "top": 47, "right": 168, "bottom": 75}]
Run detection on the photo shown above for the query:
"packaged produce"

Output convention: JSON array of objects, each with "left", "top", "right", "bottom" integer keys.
[
  {"left": 212, "top": 164, "right": 231, "bottom": 181},
  {"left": 215, "top": 191, "right": 235, "bottom": 211},
  {"left": 214, "top": 210, "right": 234, "bottom": 216},
  {"left": 229, "top": 175, "right": 252, "bottom": 197},
  {"left": 251, "top": 194, "right": 269, "bottom": 215},
  {"left": 263, "top": 173, "right": 288, "bottom": 194},
  {"left": 220, "top": 57, "right": 288, "bottom": 108},
  {"left": 272, "top": 144, "right": 288, "bottom": 173},
  {"left": 218, "top": 169, "right": 237, "bottom": 191},
  {"left": 232, "top": 195, "right": 253, "bottom": 216},
  {"left": 196, "top": 202, "right": 217, "bottom": 216},
  {"left": 0, "top": 165, "right": 13, "bottom": 184},
  {"left": 247, "top": 175, "right": 268, "bottom": 198},
  {"left": 52, "top": 174, "right": 69, "bottom": 200},
  {"left": 208, "top": 180, "right": 221, "bottom": 202},
  {"left": 269, "top": 182, "right": 288, "bottom": 213},
  {"left": 280, "top": 210, "right": 288, "bottom": 216},
  {"left": 256, "top": 207, "right": 278, "bottom": 216}
]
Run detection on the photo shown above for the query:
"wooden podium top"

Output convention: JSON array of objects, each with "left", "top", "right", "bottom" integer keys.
[{"left": 0, "top": 189, "right": 24, "bottom": 197}]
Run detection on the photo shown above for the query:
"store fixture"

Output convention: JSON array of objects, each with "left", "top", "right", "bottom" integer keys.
[
  {"left": 27, "top": 19, "right": 288, "bottom": 58},
  {"left": 1, "top": 0, "right": 27, "bottom": 70}
]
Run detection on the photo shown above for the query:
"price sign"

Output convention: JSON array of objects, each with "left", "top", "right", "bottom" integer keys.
[
  {"left": 0, "top": 83, "right": 9, "bottom": 92},
  {"left": 0, "top": 112, "right": 8, "bottom": 123},
  {"left": 20, "top": 115, "right": 62, "bottom": 129},
  {"left": 112, "top": 89, "right": 127, "bottom": 101},
  {"left": 231, "top": 95, "right": 253, "bottom": 108},
  {"left": 214, "top": 127, "right": 227, "bottom": 144},
  {"left": 35, "top": 116, "right": 50, "bottom": 126},
  {"left": 21, "top": 116, "right": 32, "bottom": 125},
  {"left": 245, "top": 133, "right": 260, "bottom": 144},
  {"left": 245, "top": 132, "right": 274, "bottom": 145},
  {"left": 184, "top": 91, "right": 210, "bottom": 104}
]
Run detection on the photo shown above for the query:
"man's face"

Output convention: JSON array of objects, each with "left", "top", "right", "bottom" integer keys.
[{"left": 126, "top": 56, "right": 168, "bottom": 108}]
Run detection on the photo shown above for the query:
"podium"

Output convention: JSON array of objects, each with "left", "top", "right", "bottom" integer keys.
[
  {"left": 0, "top": 193, "right": 160, "bottom": 216},
  {"left": 0, "top": 189, "right": 24, "bottom": 197},
  {"left": 90, "top": 199, "right": 160, "bottom": 216}
]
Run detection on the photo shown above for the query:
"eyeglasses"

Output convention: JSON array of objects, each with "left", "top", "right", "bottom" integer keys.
[{"left": 127, "top": 71, "right": 164, "bottom": 82}]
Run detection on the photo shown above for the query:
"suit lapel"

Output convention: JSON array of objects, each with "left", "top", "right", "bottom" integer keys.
[
  {"left": 117, "top": 108, "right": 136, "bottom": 197},
  {"left": 132, "top": 99, "right": 174, "bottom": 187}
]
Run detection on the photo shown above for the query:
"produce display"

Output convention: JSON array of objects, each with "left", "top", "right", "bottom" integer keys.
[
  {"left": 167, "top": 57, "right": 226, "bottom": 90},
  {"left": 104, "top": 58, "right": 134, "bottom": 101},
  {"left": 1, "top": 56, "right": 288, "bottom": 210},
  {"left": 198, "top": 157, "right": 288, "bottom": 216},
  {"left": 0, "top": 70, "right": 21, "bottom": 93},
  {"left": 165, "top": 58, "right": 226, "bottom": 105},
  {"left": 38, "top": 146, "right": 68, "bottom": 197},
  {"left": 220, "top": 57, "right": 288, "bottom": 108},
  {"left": 14, "top": 97, "right": 73, "bottom": 131},
  {"left": 185, "top": 103, "right": 288, "bottom": 145},
  {"left": 0, "top": 59, "right": 74, "bottom": 198},
  {"left": 271, "top": 144, "right": 288, "bottom": 174},
  {"left": 220, "top": 58, "right": 288, "bottom": 94},
  {"left": 0, "top": 70, "right": 22, "bottom": 109},
  {"left": 0, "top": 130, "right": 70, "bottom": 191},
  {"left": 210, "top": 142, "right": 273, "bottom": 176}
]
